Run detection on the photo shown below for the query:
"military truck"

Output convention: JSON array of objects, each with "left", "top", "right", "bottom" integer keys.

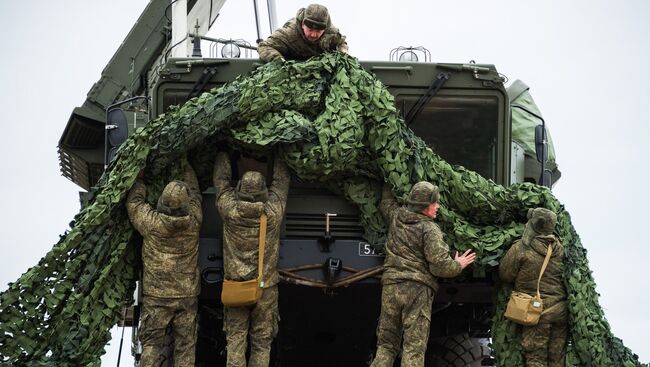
[{"left": 57, "top": 1, "right": 558, "bottom": 366}]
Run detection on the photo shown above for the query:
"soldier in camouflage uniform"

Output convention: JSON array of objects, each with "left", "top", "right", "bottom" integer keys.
[
  {"left": 213, "top": 152, "right": 290, "bottom": 367},
  {"left": 370, "top": 182, "right": 476, "bottom": 367},
  {"left": 499, "top": 208, "right": 567, "bottom": 367},
  {"left": 257, "top": 3, "right": 348, "bottom": 62},
  {"left": 126, "top": 161, "right": 202, "bottom": 367}
]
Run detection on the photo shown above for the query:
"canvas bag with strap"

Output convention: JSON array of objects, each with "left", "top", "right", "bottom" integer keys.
[
  {"left": 504, "top": 243, "right": 553, "bottom": 326},
  {"left": 221, "top": 213, "right": 275, "bottom": 307}
]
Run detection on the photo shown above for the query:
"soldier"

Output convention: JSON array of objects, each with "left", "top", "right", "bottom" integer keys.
[
  {"left": 213, "top": 152, "right": 290, "bottom": 367},
  {"left": 499, "top": 208, "right": 567, "bottom": 367},
  {"left": 257, "top": 3, "right": 348, "bottom": 62},
  {"left": 126, "top": 160, "right": 202, "bottom": 367},
  {"left": 370, "top": 182, "right": 476, "bottom": 367}
]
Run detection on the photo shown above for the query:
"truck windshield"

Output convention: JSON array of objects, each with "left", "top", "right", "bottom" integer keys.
[
  {"left": 396, "top": 94, "right": 499, "bottom": 180},
  {"left": 160, "top": 88, "right": 499, "bottom": 182}
]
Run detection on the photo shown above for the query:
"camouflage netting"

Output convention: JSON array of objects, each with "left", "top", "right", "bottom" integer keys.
[{"left": 0, "top": 53, "right": 645, "bottom": 366}]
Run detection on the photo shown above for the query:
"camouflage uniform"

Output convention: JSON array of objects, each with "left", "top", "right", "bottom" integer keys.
[
  {"left": 126, "top": 163, "right": 203, "bottom": 367},
  {"left": 370, "top": 183, "right": 462, "bottom": 367},
  {"left": 499, "top": 208, "right": 568, "bottom": 367},
  {"left": 213, "top": 152, "right": 290, "bottom": 367},
  {"left": 257, "top": 4, "right": 348, "bottom": 62}
]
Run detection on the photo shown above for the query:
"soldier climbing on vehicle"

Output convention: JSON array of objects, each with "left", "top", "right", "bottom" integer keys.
[
  {"left": 369, "top": 182, "right": 476, "bottom": 367},
  {"left": 213, "top": 151, "right": 290, "bottom": 367},
  {"left": 126, "top": 159, "right": 202, "bottom": 367},
  {"left": 257, "top": 3, "right": 348, "bottom": 62},
  {"left": 499, "top": 208, "right": 568, "bottom": 367}
]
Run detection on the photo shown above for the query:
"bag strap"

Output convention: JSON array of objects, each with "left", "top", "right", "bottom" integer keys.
[
  {"left": 262, "top": 271, "right": 277, "bottom": 289},
  {"left": 535, "top": 243, "right": 554, "bottom": 298},
  {"left": 257, "top": 213, "right": 267, "bottom": 287}
]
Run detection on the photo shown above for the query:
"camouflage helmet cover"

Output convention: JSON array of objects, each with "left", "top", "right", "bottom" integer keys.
[
  {"left": 302, "top": 4, "right": 330, "bottom": 30},
  {"left": 236, "top": 171, "right": 269, "bottom": 203},
  {"left": 406, "top": 181, "right": 440, "bottom": 212},
  {"left": 157, "top": 180, "right": 190, "bottom": 216},
  {"left": 526, "top": 207, "right": 557, "bottom": 235}
]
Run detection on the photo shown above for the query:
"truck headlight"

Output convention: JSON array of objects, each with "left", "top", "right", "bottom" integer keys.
[
  {"left": 399, "top": 51, "right": 418, "bottom": 62},
  {"left": 221, "top": 43, "right": 241, "bottom": 58}
]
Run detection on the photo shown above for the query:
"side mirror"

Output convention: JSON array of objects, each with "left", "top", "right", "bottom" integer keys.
[
  {"left": 540, "top": 169, "right": 552, "bottom": 188},
  {"left": 107, "top": 146, "right": 120, "bottom": 165},
  {"left": 104, "top": 108, "right": 129, "bottom": 167},
  {"left": 103, "top": 95, "right": 148, "bottom": 169},
  {"left": 534, "top": 124, "right": 548, "bottom": 163},
  {"left": 107, "top": 108, "right": 128, "bottom": 146}
]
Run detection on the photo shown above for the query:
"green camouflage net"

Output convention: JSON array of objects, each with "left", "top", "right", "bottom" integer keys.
[{"left": 0, "top": 53, "right": 645, "bottom": 366}]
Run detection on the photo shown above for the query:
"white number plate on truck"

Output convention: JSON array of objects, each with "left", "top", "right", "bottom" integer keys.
[{"left": 358, "top": 242, "right": 383, "bottom": 257}]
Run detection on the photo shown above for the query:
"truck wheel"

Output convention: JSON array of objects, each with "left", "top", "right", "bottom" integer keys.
[{"left": 426, "top": 334, "right": 493, "bottom": 367}]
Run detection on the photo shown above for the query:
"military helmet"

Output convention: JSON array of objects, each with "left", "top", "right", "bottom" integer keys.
[
  {"left": 526, "top": 207, "right": 557, "bottom": 235},
  {"left": 406, "top": 181, "right": 440, "bottom": 212},
  {"left": 236, "top": 171, "right": 269, "bottom": 203},
  {"left": 157, "top": 180, "right": 190, "bottom": 216},
  {"left": 303, "top": 4, "right": 330, "bottom": 30}
]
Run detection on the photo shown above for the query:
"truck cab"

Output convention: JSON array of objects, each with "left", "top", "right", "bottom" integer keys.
[{"left": 147, "top": 55, "right": 508, "bottom": 365}]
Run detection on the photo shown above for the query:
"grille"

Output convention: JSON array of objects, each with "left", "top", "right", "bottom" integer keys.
[{"left": 284, "top": 213, "right": 363, "bottom": 239}]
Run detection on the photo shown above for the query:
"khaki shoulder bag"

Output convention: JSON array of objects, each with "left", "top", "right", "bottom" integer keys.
[
  {"left": 504, "top": 244, "right": 553, "bottom": 326},
  {"left": 221, "top": 213, "right": 275, "bottom": 307}
]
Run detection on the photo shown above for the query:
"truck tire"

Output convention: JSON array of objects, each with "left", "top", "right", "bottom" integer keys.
[{"left": 426, "top": 334, "right": 494, "bottom": 367}]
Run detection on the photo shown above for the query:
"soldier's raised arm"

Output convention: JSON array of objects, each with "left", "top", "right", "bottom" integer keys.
[
  {"left": 269, "top": 157, "right": 290, "bottom": 205},
  {"left": 379, "top": 184, "right": 400, "bottom": 223},
  {"left": 338, "top": 39, "right": 349, "bottom": 54},
  {"left": 423, "top": 227, "right": 463, "bottom": 278},
  {"left": 126, "top": 178, "right": 155, "bottom": 235},
  {"left": 323, "top": 28, "right": 348, "bottom": 54},
  {"left": 213, "top": 152, "right": 238, "bottom": 217},
  {"left": 336, "top": 31, "right": 348, "bottom": 53},
  {"left": 183, "top": 160, "right": 203, "bottom": 223},
  {"left": 499, "top": 241, "right": 523, "bottom": 283},
  {"left": 257, "top": 27, "right": 291, "bottom": 62},
  {"left": 213, "top": 152, "right": 232, "bottom": 194}
]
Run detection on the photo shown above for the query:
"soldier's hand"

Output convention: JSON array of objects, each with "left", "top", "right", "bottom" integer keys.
[{"left": 454, "top": 249, "right": 477, "bottom": 269}]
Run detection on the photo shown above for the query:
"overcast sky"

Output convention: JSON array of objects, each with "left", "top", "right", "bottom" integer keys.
[{"left": 1, "top": 0, "right": 648, "bottom": 365}]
